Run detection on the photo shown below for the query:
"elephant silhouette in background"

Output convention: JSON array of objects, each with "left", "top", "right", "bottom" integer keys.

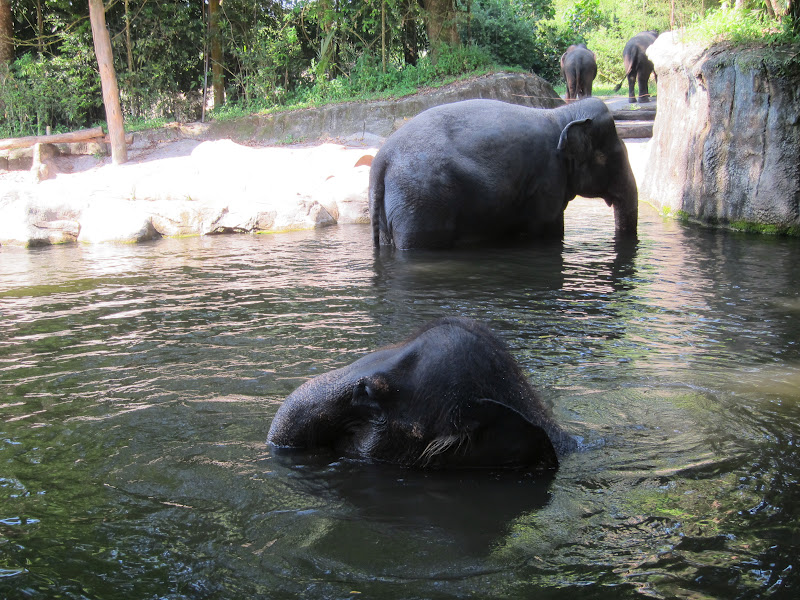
[
  {"left": 560, "top": 44, "right": 597, "bottom": 102},
  {"left": 614, "top": 31, "right": 659, "bottom": 103}
]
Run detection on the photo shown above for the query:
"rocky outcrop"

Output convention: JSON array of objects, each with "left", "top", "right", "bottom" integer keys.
[
  {"left": 641, "top": 34, "right": 800, "bottom": 233},
  {"left": 0, "top": 140, "right": 373, "bottom": 245},
  {"left": 0, "top": 72, "right": 563, "bottom": 246},
  {"left": 179, "top": 71, "right": 564, "bottom": 145}
]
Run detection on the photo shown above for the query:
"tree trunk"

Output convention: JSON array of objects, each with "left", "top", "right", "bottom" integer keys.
[
  {"left": 401, "top": 0, "right": 419, "bottom": 67},
  {"left": 420, "top": 0, "right": 460, "bottom": 62},
  {"left": 209, "top": 0, "right": 224, "bottom": 108},
  {"left": 0, "top": 0, "right": 13, "bottom": 66},
  {"left": 36, "top": 0, "right": 43, "bottom": 52},
  {"left": 124, "top": 0, "right": 133, "bottom": 72},
  {"left": 88, "top": 0, "right": 127, "bottom": 165}
]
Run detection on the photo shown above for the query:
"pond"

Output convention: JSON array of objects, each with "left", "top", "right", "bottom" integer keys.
[{"left": 1, "top": 199, "right": 799, "bottom": 599}]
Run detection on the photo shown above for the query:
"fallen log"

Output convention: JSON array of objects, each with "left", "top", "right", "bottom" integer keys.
[{"left": 0, "top": 127, "right": 105, "bottom": 151}]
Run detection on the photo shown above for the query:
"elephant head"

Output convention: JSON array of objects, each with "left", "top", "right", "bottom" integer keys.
[
  {"left": 268, "top": 318, "right": 571, "bottom": 470},
  {"left": 557, "top": 98, "right": 639, "bottom": 237}
]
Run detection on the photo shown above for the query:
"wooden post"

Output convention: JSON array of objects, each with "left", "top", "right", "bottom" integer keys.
[{"left": 88, "top": 0, "right": 127, "bottom": 165}]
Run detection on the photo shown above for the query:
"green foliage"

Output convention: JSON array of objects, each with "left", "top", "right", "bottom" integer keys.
[
  {"left": 565, "top": 0, "right": 609, "bottom": 39},
  {"left": 460, "top": 0, "right": 569, "bottom": 83},
  {"left": 685, "top": 6, "right": 800, "bottom": 46},
  {"left": 112, "top": 1, "right": 204, "bottom": 121},
  {"left": 227, "top": 10, "right": 304, "bottom": 107},
  {"left": 5, "top": 0, "right": 795, "bottom": 139},
  {"left": 282, "top": 43, "right": 495, "bottom": 108},
  {"left": 0, "top": 19, "right": 101, "bottom": 137}
]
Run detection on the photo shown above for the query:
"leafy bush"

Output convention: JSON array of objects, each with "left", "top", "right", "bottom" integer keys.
[
  {"left": 565, "top": 0, "right": 609, "bottom": 39},
  {"left": 0, "top": 20, "right": 101, "bottom": 137},
  {"left": 277, "top": 43, "right": 495, "bottom": 109},
  {"left": 227, "top": 12, "right": 305, "bottom": 107},
  {"left": 460, "top": 0, "right": 571, "bottom": 83},
  {"left": 584, "top": 24, "right": 628, "bottom": 84},
  {"left": 685, "top": 6, "right": 797, "bottom": 45}
]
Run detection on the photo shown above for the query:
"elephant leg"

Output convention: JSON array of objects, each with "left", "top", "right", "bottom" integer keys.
[
  {"left": 527, "top": 214, "right": 565, "bottom": 241},
  {"left": 384, "top": 190, "right": 459, "bottom": 250},
  {"left": 392, "top": 226, "right": 456, "bottom": 250},
  {"left": 637, "top": 70, "right": 651, "bottom": 103},
  {"left": 627, "top": 75, "right": 637, "bottom": 103},
  {"left": 583, "top": 75, "right": 593, "bottom": 98},
  {"left": 566, "top": 78, "right": 577, "bottom": 101}
]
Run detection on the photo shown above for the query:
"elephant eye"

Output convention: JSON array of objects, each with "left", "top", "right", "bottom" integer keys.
[
  {"left": 351, "top": 380, "right": 373, "bottom": 405},
  {"left": 594, "top": 150, "right": 607, "bottom": 166},
  {"left": 352, "top": 375, "right": 392, "bottom": 405}
]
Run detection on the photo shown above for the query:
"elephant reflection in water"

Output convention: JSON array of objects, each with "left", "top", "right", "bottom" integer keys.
[{"left": 270, "top": 455, "right": 554, "bottom": 555}]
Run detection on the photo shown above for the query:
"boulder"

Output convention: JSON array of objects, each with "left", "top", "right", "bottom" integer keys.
[
  {"left": 192, "top": 72, "right": 564, "bottom": 145},
  {"left": 642, "top": 35, "right": 800, "bottom": 233}
]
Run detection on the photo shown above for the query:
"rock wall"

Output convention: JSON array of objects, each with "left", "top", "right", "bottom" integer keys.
[
  {"left": 180, "top": 71, "right": 563, "bottom": 144},
  {"left": 641, "top": 35, "right": 800, "bottom": 233}
]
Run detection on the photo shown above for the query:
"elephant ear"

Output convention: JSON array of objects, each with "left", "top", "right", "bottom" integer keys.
[
  {"left": 457, "top": 398, "right": 559, "bottom": 470},
  {"left": 557, "top": 117, "right": 594, "bottom": 162}
]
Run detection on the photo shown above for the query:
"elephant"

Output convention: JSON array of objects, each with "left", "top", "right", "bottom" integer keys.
[
  {"left": 369, "top": 97, "right": 638, "bottom": 250},
  {"left": 560, "top": 44, "right": 597, "bottom": 101},
  {"left": 267, "top": 317, "right": 574, "bottom": 470},
  {"left": 613, "top": 31, "right": 659, "bottom": 103}
]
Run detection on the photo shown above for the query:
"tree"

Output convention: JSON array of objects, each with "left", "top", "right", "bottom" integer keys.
[
  {"left": 421, "top": 0, "right": 460, "bottom": 59},
  {"left": 0, "top": 0, "right": 12, "bottom": 67},
  {"left": 209, "top": 0, "right": 224, "bottom": 107},
  {"left": 88, "top": 0, "right": 127, "bottom": 164}
]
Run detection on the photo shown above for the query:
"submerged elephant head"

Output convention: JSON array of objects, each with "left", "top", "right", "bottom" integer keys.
[{"left": 268, "top": 318, "right": 572, "bottom": 470}]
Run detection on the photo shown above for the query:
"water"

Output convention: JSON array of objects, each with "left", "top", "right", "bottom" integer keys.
[{"left": 1, "top": 200, "right": 799, "bottom": 599}]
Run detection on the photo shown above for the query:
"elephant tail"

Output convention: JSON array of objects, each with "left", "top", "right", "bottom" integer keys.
[
  {"left": 614, "top": 54, "right": 636, "bottom": 92},
  {"left": 368, "top": 153, "right": 389, "bottom": 247}
]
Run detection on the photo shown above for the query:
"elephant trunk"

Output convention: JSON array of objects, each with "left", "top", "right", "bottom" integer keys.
[
  {"left": 610, "top": 154, "right": 639, "bottom": 238},
  {"left": 267, "top": 371, "right": 356, "bottom": 450}
]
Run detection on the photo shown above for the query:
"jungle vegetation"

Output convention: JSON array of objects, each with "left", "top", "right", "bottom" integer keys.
[{"left": 0, "top": 0, "right": 797, "bottom": 138}]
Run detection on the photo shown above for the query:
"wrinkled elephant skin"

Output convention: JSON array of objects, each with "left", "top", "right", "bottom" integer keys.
[
  {"left": 267, "top": 317, "right": 574, "bottom": 470},
  {"left": 369, "top": 98, "right": 638, "bottom": 250}
]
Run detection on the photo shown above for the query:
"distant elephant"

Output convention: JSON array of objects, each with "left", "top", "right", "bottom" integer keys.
[
  {"left": 267, "top": 317, "right": 574, "bottom": 470},
  {"left": 613, "top": 31, "right": 659, "bottom": 103},
  {"left": 560, "top": 44, "right": 597, "bottom": 101},
  {"left": 369, "top": 98, "right": 638, "bottom": 250}
]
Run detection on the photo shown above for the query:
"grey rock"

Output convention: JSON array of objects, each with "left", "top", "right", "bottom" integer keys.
[{"left": 642, "top": 35, "right": 800, "bottom": 231}]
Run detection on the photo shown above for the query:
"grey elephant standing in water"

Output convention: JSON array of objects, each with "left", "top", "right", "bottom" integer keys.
[
  {"left": 560, "top": 44, "right": 598, "bottom": 101},
  {"left": 267, "top": 317, "right": 574, "bottom": 470},
  {"left": 369, "top": 98, "right": 638, "bottom": 250},
  {"left": 614, "top": 31, "right": 659, "bottom": 103}
]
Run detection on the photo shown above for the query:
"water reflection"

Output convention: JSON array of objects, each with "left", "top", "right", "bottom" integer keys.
[
  {"left": 272, "top": 456, "right": 554, "bottom": 556},
  {"left": 1, "top": 200, "right": 799, "bottom": 598}
]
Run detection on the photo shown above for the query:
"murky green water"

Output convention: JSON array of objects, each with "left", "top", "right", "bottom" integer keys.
[{"left": 1, "top": 200, "right": 799, "bottom": 599}]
